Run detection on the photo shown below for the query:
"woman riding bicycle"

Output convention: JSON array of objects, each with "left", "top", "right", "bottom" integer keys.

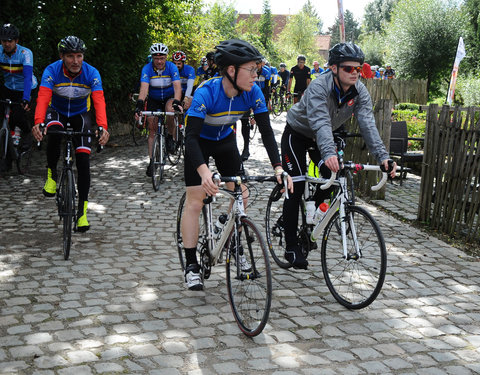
[
  {"left": 181, "top": 38, "right": 292, "bottom": 291},
  {"left": 280, "top": 42, "right": 397, "bottom": 270}
]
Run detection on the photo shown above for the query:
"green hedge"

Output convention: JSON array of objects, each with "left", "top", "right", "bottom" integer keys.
[{"left": 392, "top": 105, "right": 425, "bottom": 151}]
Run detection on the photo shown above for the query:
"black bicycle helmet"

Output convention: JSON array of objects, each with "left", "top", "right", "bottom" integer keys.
[
  {"left": 297, "top": 54, "right": 306, "bottom": 62},
  {"left": 0, "top": 23, "right": 19, "bottom": 40},
  {"left": 58, "top": 36, "right": 86, "bottom": 54},
  {"left": 214, "top": 39, "right": 263, "bottom": 70},
  {"left": 328, "top": 42, "right": 364, "bottom": 65},
  {"left": 279, "top": 62, "right": 286, "bottom": 68}
]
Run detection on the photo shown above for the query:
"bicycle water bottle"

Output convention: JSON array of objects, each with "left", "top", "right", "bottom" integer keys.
[
  {"left": 313, "top": 202, "right": 329, "bottom": 225},
  {"left": 12, "top": 127, "right": 21, "bottom": 146},
  {"left": 214, "top": 214, "right": 228, "bottom": 239},
  {"left": 305, "top": 200, "right": 316, "bottom": 224}
]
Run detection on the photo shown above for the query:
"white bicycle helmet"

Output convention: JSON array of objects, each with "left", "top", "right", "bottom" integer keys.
[{"left": 150, "top": 43, "right": 168, "bottom": 56}]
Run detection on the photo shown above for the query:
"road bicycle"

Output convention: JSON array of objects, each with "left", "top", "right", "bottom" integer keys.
[
  {"left": 139, "top": 110, "right": 179, "bottom": 191},
  {"left": 0, "top": 99, "right": 32, "bottom": 175},
  {"left": 265, "top": 132, "right": 391, "bottom": 309},
  {"left": 274, "top": 86, "right": 293, "bottom": 115},
  {"left": 167, "top": 112, "right": 184, "bottom": 166},
  {"left": 175, "top": 173, "right": 284, "bottom": 336},
  {"left": 40, "top": 123, "right": 102, "bottom": 260},
  {"left": 269, "top": 86, "right": 280, "bottom": 118}
]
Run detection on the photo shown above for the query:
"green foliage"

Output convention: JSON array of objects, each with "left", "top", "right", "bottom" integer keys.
[
  {"left": 358, "top": 32, "right": 386, "bottom": 66},
  {"left": 276, "top": 6, "right": 321, "bottom": 66},
  {"left": 392, "top": 108, "right": 426, "bottom": 150},
  {"left": 455, "top": 74, "right": 480, "bottom": 106},
  {"left": 328, "top": 10, "right": 361, "bottom": 45},
  {"left": 384, "top": 0, "right": 466, "bottom": 96},
  {"left": 395, "top": 103, "right": 420, "bottom": 111},
  {"left": 460, "top": 0, "right": 480, "bottom": 72},
  {"left": 259, "top": 0, "right": 273, "bottom": 50},
  {"left": 362, "top": 0, "right": 397, "bottom": 33}
]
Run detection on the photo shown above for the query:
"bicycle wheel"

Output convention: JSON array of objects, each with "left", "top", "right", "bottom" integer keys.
[
  {"left": 168, "top": 118, "right": 183, "bottom": 165},
  {"left": 272, "top": 93, "right": 281, "bottom": 116},
  {"left": 226, "top": 217, "right": 272, "bottom": 337},
  {"left": 60, "top": 169, "right": 75, "bottom": 260},
  {"left": 176, "top": 192, "right": 208, "bottom": 273},
  {"left": 321, "top": 205, "right": 387, "bottom": 309},
  {"left": 16, "top": 134, "right": 33, "bottom": 175},
  {"left": 152, "top": 133, "right": 164, "bottom": 191},
  {"left": 0, "top": 128, "right": 8, "bottom": 174},
  {"left": 132, "top": 118, "right": 146, "bottom": 146}
]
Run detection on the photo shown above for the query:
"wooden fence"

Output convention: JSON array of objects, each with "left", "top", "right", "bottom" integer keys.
[
  {"left": 344, "top": 99, "right": 393, "bottom": 200},
  {"left": 418, "top": 104, "right": 480, "bottom": 242},
  {"left": 361, "top": 78, "right": 428, "bottom": 106}
]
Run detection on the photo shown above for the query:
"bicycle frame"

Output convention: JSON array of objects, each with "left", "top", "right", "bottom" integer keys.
[{"left": 0, "top": 99, "right": 20, "bottom": 159}]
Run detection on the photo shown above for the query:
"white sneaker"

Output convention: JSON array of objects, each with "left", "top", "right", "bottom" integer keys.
[
  {"left": 185, "top": 264, "right": 203, "bottom": 291},
  {"left": 232, "top": 245, "right": 251, "bottom": 272}
]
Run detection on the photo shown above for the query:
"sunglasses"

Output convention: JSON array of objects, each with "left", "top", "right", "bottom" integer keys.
[{"left": 339, "top": 65, "right": 362, "bottom": 73}]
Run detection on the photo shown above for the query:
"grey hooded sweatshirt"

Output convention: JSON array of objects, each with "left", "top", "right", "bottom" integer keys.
[{"left": 286, "top": 70, "right": 390, "bottom": 163}]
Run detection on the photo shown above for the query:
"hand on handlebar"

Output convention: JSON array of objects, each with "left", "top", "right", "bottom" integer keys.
[
  {"left": 32, "top": 123, "right": 44, "bottom": 142},
  {"left": 381, "top": 159, "right": 397, "bottom": 179},
  {"left": 172, "top": 99, "right": 183, "bottom": 114},
  {"left": 96, "top": 127, "right": 110, "bottom": 146},
  {"left": 324, "top": 155, "right": 339, "bottom": 173}
]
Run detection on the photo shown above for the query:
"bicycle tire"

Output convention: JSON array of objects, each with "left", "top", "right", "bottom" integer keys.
[
  {"left": 16, "top": 134, "right": 33, "bottom": 175},
  {"left": 167, "top": 117, "right": 183, "bottom": 165},
  {"left": 176, "top": 192, "right": 208, "bottom": 273},
  {"left": 0, "top": 128, "right": 7, "bottom": 174},
  {"left": 226, "top": 216, "right": 272, "bottom": 337},
  {"left": 152, "top": 133, "right": 164, "bottom": 190},
  {"left": 61, "top": 169, "right": 75, "bottom": 260},
  {"left": 132, "top": 118, "right": 146, "bottom": 146},
  {"left": 321, "top": 205, "right": 387, "bottom": 309}
]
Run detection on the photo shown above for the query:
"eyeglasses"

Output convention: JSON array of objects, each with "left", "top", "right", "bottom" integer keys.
[
  {"left": 238, "top": 66, "right": 258, "bottom": 76},
  {"left": 339, "top": 65, "right": 362, "bottom": 74}
]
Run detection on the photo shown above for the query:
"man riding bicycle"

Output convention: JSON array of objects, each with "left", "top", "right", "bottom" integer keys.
[
  {"left": 134, "top": 43, "right": 183, "bottom": 176},
  {"left": 280, "top": 42, "right": 397, "bottom": 269},
  {"left": 287, "top": 55, "right": 311, "bottom": 104},
  {"left": 172, "top": 50, "right": 195, "bottom": 110},
  {"left": 181, "top": 39, "right": 292, "bottom": 291},
  {"left": 32, "top": 36, "right": 110, "bottom": 232},
  {"left": 0, "top": 23, "right": 37, "bottom": 153}
]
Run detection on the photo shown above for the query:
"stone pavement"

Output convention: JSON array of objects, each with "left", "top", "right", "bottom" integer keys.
[{"left": 1, "top": 114, "right": 479, "bottom": 375}]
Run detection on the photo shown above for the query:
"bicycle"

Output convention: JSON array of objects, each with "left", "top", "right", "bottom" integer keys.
[
  {"left": 269, "top": 86, "right": 280, "bottom": 118},
  {"left": 0, "top": 99, "right": 32, "bottom": 175},
  {"left": 265, "top": 131, "right": 391, "bottom": 309},
  {"left": 139, "top": 110, "right": 179, "bottom": 191},
  {"left": 274, "top": 86, "right": 293, "bottom": 115},
  {"left": 39, "top": 123, "right": 102, "bottom": 260},
  {"left": 175, "top": 173, "right": 283, "bottom": 336},
  {"left": 167, "top": 112, "right": 184, "bottom": 166}
]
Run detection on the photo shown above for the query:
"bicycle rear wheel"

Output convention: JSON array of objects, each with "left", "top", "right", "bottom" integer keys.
[
  {"left": 321, "top": 205, "right": 386, "bottom": 309},
  {"left": 226, "top": 217, "right": 271, "bottom": 337},
  {"left": 60, "top": 169, "right": 75, "bottom": 260},
  {"left": 168, "top": 117, "right": 183, "bottom": 165},
  {"left": 152, "top": 133, "right": 165, "bottom": 191}
]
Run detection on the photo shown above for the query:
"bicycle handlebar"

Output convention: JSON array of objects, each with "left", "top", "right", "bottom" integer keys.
[
  {"left": 0, "top": 99, "right": 22, "bottom": 106},
  {"left": 138, "top": 111, "right": 180, "bottom": 126},
  {"left": 38, "top": 123, "right": 104, "bottom": 152},
  {"left": 344, "top": 163, "right": 388, "bottom": 191}
]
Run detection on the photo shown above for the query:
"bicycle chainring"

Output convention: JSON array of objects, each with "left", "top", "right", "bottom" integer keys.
[{"left": 199, "top": 245, "right": 212, "bottom": 280}]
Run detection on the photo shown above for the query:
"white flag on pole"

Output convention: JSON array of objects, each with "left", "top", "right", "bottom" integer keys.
[{"left": 447, "top": 37, "right": 466, "bottom": 105}]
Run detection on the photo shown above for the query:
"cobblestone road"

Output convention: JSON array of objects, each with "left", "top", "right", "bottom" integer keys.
[{"left": 1, "top": 114, "right": 479, "bottom": 374}]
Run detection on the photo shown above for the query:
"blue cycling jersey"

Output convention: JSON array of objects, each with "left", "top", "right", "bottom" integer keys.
[
  {"left": 255, "top": 66, "right": 271, "bottom": 90},
  {"left": 186, "top": 76, "right": 268, "bottom": 141},
  {"left": 39, "top": 60, "right": 104, "bottom": 118},
  {"left": 0, "top": 44, "right": 37, "bottom": 100},
  {"left": 140, "top": 61, "right": 180, "bottom": 101},
  {"left": 178, "top": 64, "right": 196, "bottom": 93}
]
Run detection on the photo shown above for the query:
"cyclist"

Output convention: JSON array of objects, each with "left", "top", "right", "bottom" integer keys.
[
  {"left": 384, "top": 64, "right": 396, "bottom": 79},
  {"left": 287, "top": 55, "right": 311, "bottom": 104},
  {"left": 194, "top": 56, "right": 208, "bottom": 87},
  {"left": 172, "top": 50, "right": 195, "bottom": 110},
  {"left": 134, "top": 43, "right": 182, "bottom": 176},
  {"left": 32, "top": 36, "right": 110, "bottom": 232},
  {"left": 310, "top": 60, "right": 323, "bottom": 80},
  {"left": 0, "top": 23, "right": 37, "bottom": 152},
  {"left": 280, "top": 42, "right": 397, "bottom": 269},
  {"left": 181, "top": 39, "right": 292, "bottom": 290},
  {"left": 278, "top": 62, "right": 290, "bottom": 93}
]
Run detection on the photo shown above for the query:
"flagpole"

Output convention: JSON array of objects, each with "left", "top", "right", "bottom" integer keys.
[
  {"left": 446, "top": 37, "right": 466, "bottom": 105},
  {"left": 337, "top": 0, "right": 345, "bottom": 42}
]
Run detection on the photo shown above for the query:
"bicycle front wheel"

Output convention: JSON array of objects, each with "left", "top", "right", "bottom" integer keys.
[
  {"left": 167, "top": 118, "right": 183, "bottom": 165},
  {"left": 321, "top": 205, "right": 386, "bottom": 309},
  {"left": 60, "top": 169, "right": 75, "bottom": 260},
  {"left": 226, "top": 217, "right": 272, "bottom": 337},
  {"left": 152, "top": 133, "right": 165, "bottom": 191}
]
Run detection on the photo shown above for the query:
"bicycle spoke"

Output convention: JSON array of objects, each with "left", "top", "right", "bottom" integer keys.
[
  {"left": 226, "top": 217, "right": 271, "bottom": 337},
  {"left": 321, "top": 206, "right": 386, "bottom": 309}
]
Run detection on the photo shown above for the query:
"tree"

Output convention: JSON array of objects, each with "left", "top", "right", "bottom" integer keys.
[
  {"left": 461, "top": 0, "right": 480, "bottom": 72},
  {"left": 259, "top": 0, "right": 273, "bottom": 50},
  {"left": 359, "top": 32, "right": 386, "bottom": 66},
  {"left": 362, "top": 0, "right": 397, "bottom": 33},
  {"left": 302, "top": 0, "right": 323, "bottom": 34},
  {"left": 385, "top": 0, "right": 466, "bottom": 95},
  {"left": 277, "top": 5, "right": 320, "bottom": 66},
  {"left": 204, "top": 0, "right": 238, "bottom": 41},
  {"left": 328, "top": 10, "right": 361, "bottom": 45}
]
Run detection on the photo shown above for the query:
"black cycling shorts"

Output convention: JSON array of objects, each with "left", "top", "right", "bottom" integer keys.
[
  {"left": 184, "top": 132, "right": 244, "bottom": 186},
  {"left": 146, "top": 96, "right": 172, "bottom": 112}
]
